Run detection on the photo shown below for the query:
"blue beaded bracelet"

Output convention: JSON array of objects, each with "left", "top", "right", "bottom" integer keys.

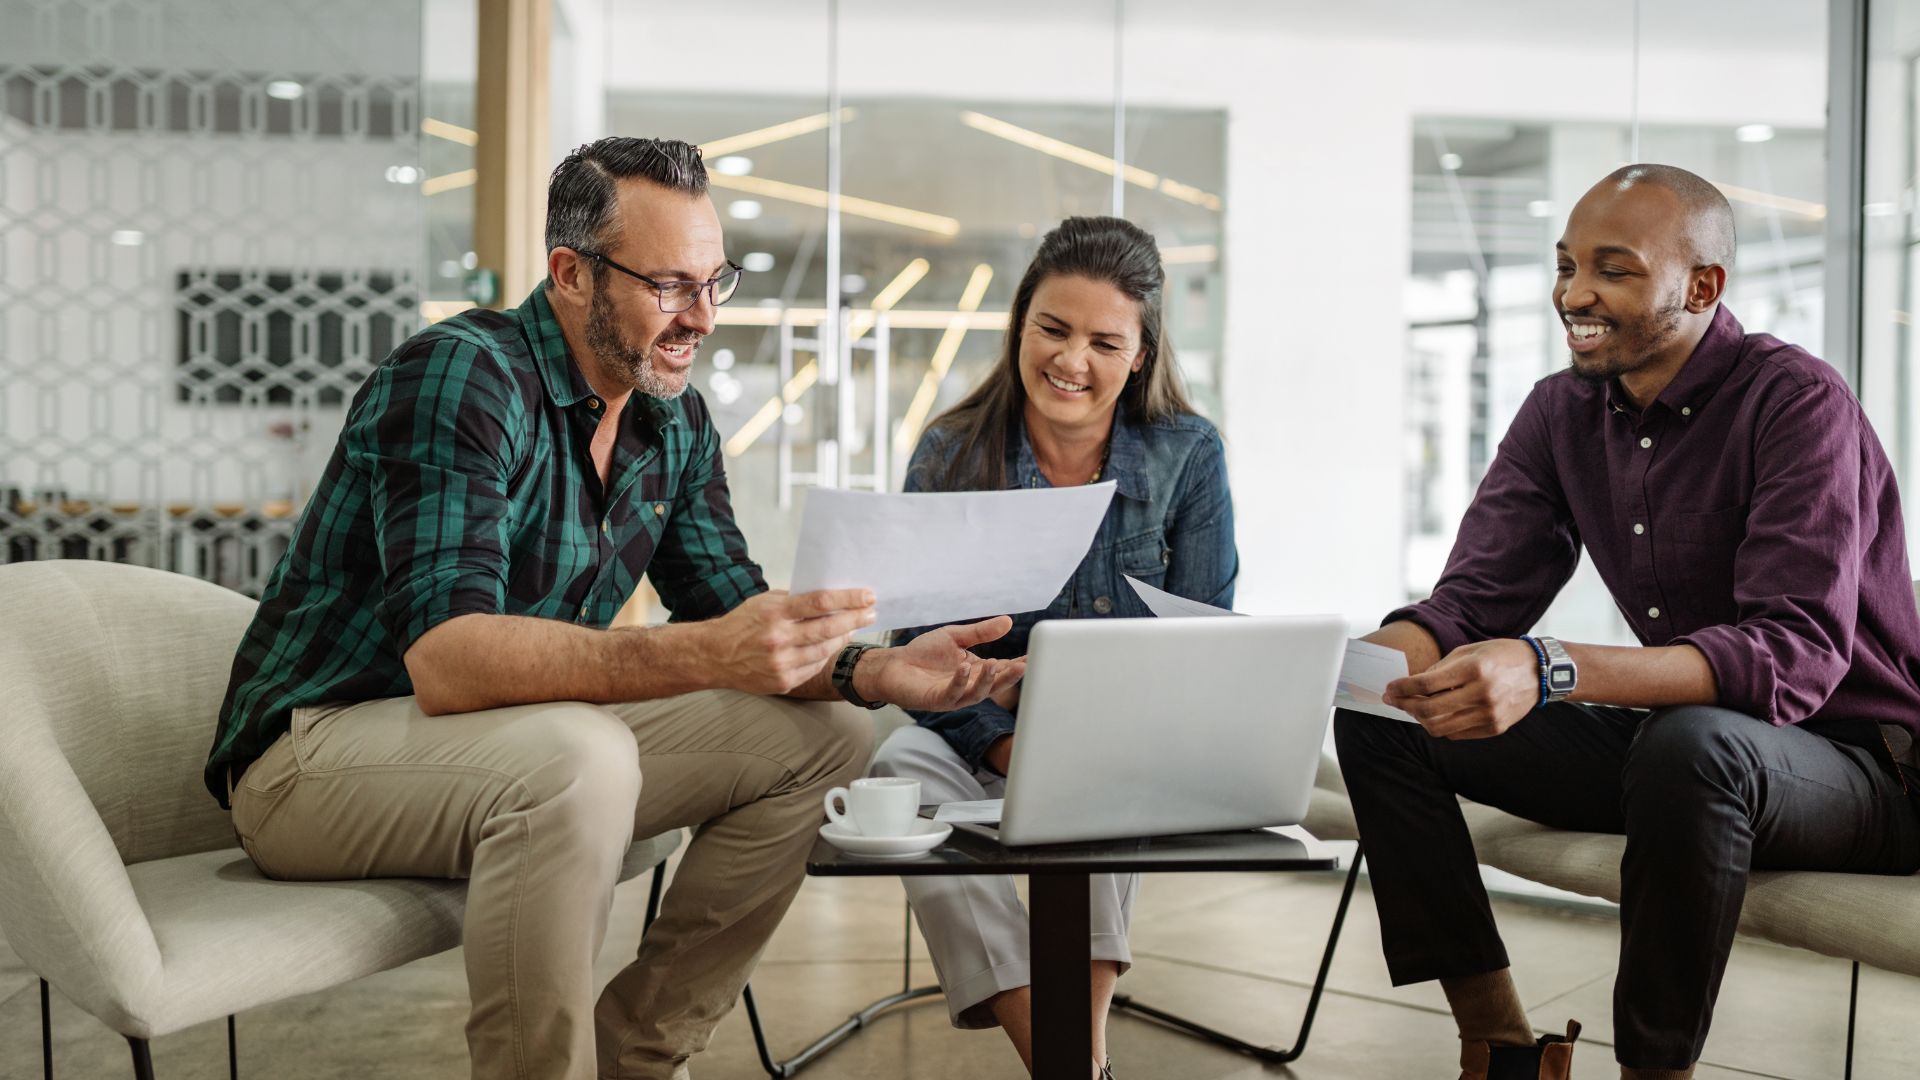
[{"left": 1519, "top": 635, "right": 1551, "bottom": 708}]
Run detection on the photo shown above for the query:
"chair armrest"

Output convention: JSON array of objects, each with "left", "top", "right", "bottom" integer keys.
[{"left": 0, "top": 705, "right": 163, "bottom": 1031}]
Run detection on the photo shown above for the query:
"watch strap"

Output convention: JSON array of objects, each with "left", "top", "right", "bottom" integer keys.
[{"left": 832, "top": 642, "right": 884, "bottom": 709}]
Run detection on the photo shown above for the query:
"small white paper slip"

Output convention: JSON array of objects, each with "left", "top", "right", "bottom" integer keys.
[
  {"left": 790, "top": 483, "right": 1116, "bottom": 633},
  {"left": 934, "top": 798, "right": 1004, "bottom": 824},
  {"left": 1264, "top": 823, "right": 1341, "bottom": 861},
  {"left": 1335, "top": 639, "right": 1421, "bottom": 725},
  {"left": 1123, "top": 575, "right": 1241, "bottom": 618}
]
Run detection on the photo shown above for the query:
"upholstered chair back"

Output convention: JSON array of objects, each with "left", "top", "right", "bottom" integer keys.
[{"left": 0, "top": 559, "right": 253, "bottom": 865}]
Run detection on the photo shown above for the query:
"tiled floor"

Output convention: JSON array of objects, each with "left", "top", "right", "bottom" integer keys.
[{"left": 5, "top": 854, "right": 1916, "bottom": 1079}]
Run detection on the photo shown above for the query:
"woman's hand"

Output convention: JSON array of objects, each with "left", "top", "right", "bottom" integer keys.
[{"left": 857, "top": 617, "right": 1026, "bottom": 712}]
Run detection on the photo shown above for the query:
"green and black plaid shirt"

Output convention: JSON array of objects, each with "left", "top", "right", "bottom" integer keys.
[{"left": 205, "top": 286, "right": 767, "bottom": 804}]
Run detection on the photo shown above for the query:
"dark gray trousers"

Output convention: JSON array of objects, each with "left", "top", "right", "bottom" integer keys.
[{"left": 1332, "top": 703, "right": 1920, "bottom": 1069}]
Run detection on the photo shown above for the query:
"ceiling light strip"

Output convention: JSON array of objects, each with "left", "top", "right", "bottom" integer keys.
[
  {"left": 960, "top": 111, "right": 1223, "bottom": 212},
  {"left": 700, "top": 108, "right": 856, "bottom": 159},
  {"left": 422, "top": 168, "right": 478, "bottom": 196},
  {"left": 422, "top": 117, "right": 479, "bottom": 146},
  {"left": 894, "top": 262, "right": 994, "bottom": 460},
  {"left": 709, "top": 173, "right": 959, "bottom": 237}
]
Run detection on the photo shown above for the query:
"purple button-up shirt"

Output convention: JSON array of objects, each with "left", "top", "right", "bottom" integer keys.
[{"left": 1390, "top": 305, "right": 1920, "bottom": 736}]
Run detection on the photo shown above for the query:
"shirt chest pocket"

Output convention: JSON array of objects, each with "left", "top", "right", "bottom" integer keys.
[
  {"left": 1111, "top": 528, "right": 1172, "bottom": 585},
  {"left": 1652, "top": 505, "right": 1745, "bottom": 602}
]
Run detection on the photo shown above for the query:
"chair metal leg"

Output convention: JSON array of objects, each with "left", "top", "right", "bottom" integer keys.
[
  {"left": 742, "top": 978, "right": 943, "bottom": 1079},
  {"left": 40, "top": 978, "right": 53, "bottom": 1080},
  {"left": 1845, "top": 960, "right": 1859, "bottom": 1080},
  {"left": 126, "top": 1036, "right": 155, "bottom": 1080},
  {"left": 227, "top": 1014, "right": 237, "bottom": 1080},
  {"left": 1110, "top": 844, "right": 1366, "bottom": 1065},
  {"left": 643, "top": 862, "right": 666, "bottom": 935}
]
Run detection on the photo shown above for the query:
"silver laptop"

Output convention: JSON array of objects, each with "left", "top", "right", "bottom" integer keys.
[{"left": 996, "top": 615, "right": 1347, "bottom": 846}]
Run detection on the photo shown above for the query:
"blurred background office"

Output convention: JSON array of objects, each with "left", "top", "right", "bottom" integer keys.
[
  {"left": 8, "top": 1, "right": 1920, "bottom": 1077},
  {"left": 0, "top": 0, "right": 1884, "bottom": 645}
]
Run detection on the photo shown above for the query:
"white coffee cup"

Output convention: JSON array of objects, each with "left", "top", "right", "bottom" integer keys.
[{"left": 824, "top": 777, "right": 921, "bottom": 838}]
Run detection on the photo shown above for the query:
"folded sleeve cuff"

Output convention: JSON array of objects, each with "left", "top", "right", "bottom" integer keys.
[
  {"left": 1381, "top": 602, "right": 1476, "bottom": 658},
  {"left": 1674, "top": 624, "right": 1781, "bottom": 725},
  {"left": 910, "top": 702, "right": 1017, "bottom": 773},
  {"left": 378, "top": 569, "right": 508, "bottom": 655}
]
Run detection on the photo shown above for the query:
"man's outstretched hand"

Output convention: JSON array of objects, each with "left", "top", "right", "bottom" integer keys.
[{"left": 858, "top": 616, "right": 1025, "bottom": 712}]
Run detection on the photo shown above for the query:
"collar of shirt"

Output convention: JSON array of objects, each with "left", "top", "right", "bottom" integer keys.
[
  {"left": 1006, "top": 408, "right": 1152, "bottom": 501},
  {"left": 1605, "top": 303, "right": 1746, "bottom": 423},
  {"left": 520, "top": 284, "right": 679, "bottom": 436}
]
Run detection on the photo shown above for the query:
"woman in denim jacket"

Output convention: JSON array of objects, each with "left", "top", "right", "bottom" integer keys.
[{"left": 869, "top": 216, "right": 1237, "bottom": 1079}]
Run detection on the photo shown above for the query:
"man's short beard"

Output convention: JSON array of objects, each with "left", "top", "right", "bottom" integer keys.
[
  {"left": 1567, "top": 288, "right": 1687, "bottom": 386},
  {"left": 585, "top": 273, "right": 690, "bottom": 400}
]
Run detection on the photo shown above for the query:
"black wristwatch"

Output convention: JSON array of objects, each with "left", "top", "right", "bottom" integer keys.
[{"left": 832, "top": 642, "right": 885, "bottom": 709}]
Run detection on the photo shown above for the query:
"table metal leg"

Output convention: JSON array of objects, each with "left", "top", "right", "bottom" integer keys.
[
  {"left": 1109, "top": 846, "right": 1364, "bottom": 1064},
  {"left": 1030, "top": 872, "right": 1094, "bottom": 1077}
]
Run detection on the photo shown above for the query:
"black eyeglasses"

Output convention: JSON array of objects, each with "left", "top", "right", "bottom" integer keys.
[{"left": 576, "top": 250, "right": 745, "bottom": 313}]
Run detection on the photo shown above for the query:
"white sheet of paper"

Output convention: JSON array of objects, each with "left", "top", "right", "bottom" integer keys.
[
  {"left": 1335, "top": 639, "right": 1421, "bottom": 724},
  {"left": 1263, "top": 823, "right": 1342, "bottom": 861},
  {"left": 934, "top": 798, "right": 1005, "bottom": 824},
  {"left": 1127, "top": 577, "right": 1419, "bottom": 724},
  {"left": 1123, "top": 575, "right": 1240, "bottom": 618},
  {"left": 790, "top": 483, "right": 1116, "bottom": 632}
]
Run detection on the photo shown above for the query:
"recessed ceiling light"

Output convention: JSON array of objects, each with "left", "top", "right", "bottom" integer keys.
[
  {"left": 1439, "top": 153, "right": 1463, "bottom": 172},
  {"left": 782, "top": 403, "right": 804, "bottom": 425},
  {"left": 841, "top": 274, "right": 867, "bottom": 294},
  {"left": 266, "top": 80, "right": 304, "bottom": 101},
  {"left": 384, "top": 165, "right": 422, "bottom": 184},
  {"left": 1735, "top": 123, "right": 1776, "bottom": 144},
  {"left": 741, "top": 251, "right": 775, "bottom": 273},
  {"left": 728, "top": 199, "right": 763, "bottom": 220},
  {"left": 714, "top": 155, "right": 753, "bottom": 176},
  {"left": 109, "top": 230, "right": 144, "bottom": 246},
  {"left": 1526, "top": 200, "right": 1553, "bottom": 219},
  {"left": 712, "top": 348, "right": 736, "bottom": 371}
]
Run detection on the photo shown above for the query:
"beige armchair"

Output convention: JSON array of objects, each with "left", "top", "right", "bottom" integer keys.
[{"left": 0, "top": 560, "right": 679, "bottom": 1079}]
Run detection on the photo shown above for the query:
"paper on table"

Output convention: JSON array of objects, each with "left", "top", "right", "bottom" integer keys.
[
  {"left": 934, "top": 798, "right": 1004, "bottom": 824},
  {"left": 790, "top": 482, "right": 1116, "bottom": 633},
  {"left": 1126, "top": 576, "right": 1419, "bottom": 724},
  {"left": 1335, "top": 639, "right": 1421, "bottom": 724}
]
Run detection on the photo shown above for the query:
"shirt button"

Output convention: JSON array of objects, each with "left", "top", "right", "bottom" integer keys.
[
  {"left": 1633, "top": 523, "right": 1645, "bottom": 535},
  {"left": 601, "top": 519, "right": 610, "bottom": 534},
  {"left": 587, "top": 397, "right": 601, "bottom": 410},
  {"left": 1161, "top": 549, "right": 1171, "bottom": 565},
  {"left": 1648, "top": 607, "right": 1661, "bottom": 619},
  {"left": 1093, "top": 596, "right": 1113, "bottom": 614},
  {"left": 1639, "top": 437, "right": 1653, "bottom": 449},
  {"left": 579, "top": 602, "right": 590, "bottom": 619},
  {"left": 1681, "top": 407, "right": 1692, "bottom": 417},
  {"left": 653, "top": 503, "right": 666, "bottom": 516}
]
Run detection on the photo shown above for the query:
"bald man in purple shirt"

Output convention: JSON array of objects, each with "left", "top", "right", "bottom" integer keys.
[{"left": 1336, "top": 164, "right": 1920, "bottom": 1080}]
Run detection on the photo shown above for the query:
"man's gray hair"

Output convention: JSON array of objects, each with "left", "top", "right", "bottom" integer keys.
[{"left": 545, "top": 137, "right": 708, "bottom": 255}]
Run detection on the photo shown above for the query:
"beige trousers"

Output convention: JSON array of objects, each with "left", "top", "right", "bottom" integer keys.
[{"left": 229, "top": 690, "right": 872, "bottom": 1080}]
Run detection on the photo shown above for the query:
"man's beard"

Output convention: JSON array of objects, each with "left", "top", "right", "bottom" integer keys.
[
  {"left": 1565, "top": 288, "right": 1687, "bottom": 386},
  {"left": 585, "top": 276, "right": 694, "bottom": 400}
]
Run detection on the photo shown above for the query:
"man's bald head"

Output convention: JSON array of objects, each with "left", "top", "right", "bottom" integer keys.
[{"left": 1593, "top": 163, "right": 1737, "bottom": 270}]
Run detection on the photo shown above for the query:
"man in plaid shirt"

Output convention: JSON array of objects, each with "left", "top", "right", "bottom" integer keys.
[{"left": 206, "top": 137, "right": 1020, "bottom": 1080}]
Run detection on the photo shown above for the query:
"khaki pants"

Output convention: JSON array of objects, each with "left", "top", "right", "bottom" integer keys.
[{"left": 230, "top": 690, "right": 872, "bottom": 1080}]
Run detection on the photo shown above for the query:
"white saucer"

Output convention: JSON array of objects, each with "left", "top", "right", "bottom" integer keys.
[{"left": 819, "top": 818, "right": 952, "bottom": 859}]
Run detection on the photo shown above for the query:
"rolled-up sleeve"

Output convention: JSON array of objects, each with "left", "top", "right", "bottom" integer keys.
[
  {"left": 1675, "top": 380, "right": 1863, "bottom": 725},
  {"left": 652, "top": 401, "right": 768, "bottom": 622},
  {"left": 342, "top": 335, "right": 521, "bottom": 654},
  {"left": 1384, "top": 386, "right": 1580, "bottom": 653}
]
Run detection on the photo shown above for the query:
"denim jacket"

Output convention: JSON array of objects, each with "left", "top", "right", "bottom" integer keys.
[{"left": 896, "top": 407, "right": 1239, "bottom": 771}]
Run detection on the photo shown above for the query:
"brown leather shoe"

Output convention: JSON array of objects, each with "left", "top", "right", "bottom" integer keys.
[{"left": 1459, "top": 1020, "right": 1581, "bottom": 1080}]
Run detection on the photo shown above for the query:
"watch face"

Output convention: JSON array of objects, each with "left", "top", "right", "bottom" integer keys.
[{"left": 1550, "top": 668, "right": 1576, "bottom": 690}]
